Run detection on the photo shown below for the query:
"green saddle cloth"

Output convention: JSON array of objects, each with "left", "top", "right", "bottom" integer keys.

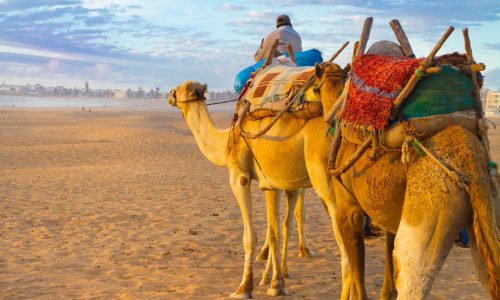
[{"left": 398, "top": 66, "right": 475, "bottom": 121}]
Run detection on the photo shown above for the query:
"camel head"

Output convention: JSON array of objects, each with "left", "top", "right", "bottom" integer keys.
[
  {"left": 313, "top": 62, "right": 349, "bottom": 112},
  {"left": 168, "top": 80, "right": 208, "bottom": 109}
]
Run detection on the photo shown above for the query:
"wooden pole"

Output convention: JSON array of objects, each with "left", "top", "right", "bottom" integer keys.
[
  {"left": 327, "top": 122, "right": 343, "bottom": 172},
  {"left": 328, "top": 41, "right": 350, "bottom": 63},
  {"left": 330, "top": 135, "right": 373, "bottom": 176},
  {"left": 459, "top": 63, "right": 485, "bottom": 73},
  {"left": 351, "top": 41, "right": 359, "bottom": 63},
  {"left": 389, "top": 19, "right": 415, "bottom": 58},
  {"left": 324, "top": 79, "right": 350, "bottom": 124},
  {"left": 262, "top": 39, "right": 280, "bottom": 68},
  {"left": 463, "top": 28, "right": 484, "bottom": 118},
  {"left": 286, "top": 43, "right": 296, "bottom": 64},
  {"left": 390, "top": 26, "right": 455, "bottom": 119},
  {"left": 356, "top": 17, "right": 373, "bottom": 57}
]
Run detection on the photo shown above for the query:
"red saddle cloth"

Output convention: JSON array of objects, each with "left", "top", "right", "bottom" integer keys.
[{"left": 341, "top": 54, "right": 423, "bottom": 130}]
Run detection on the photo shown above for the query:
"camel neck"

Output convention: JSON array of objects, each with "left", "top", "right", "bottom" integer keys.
[{"left": 183, "top": 101, "right": 228, "bottom": 166}]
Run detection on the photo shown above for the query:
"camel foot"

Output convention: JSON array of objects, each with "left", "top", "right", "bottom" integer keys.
[
  {"left": 230, "top": 284, "right": 253, "bottom": 299},
  {"left": 230, "top": 292, "right": 252, "bottom": 299},
  {"left": 267, "top": 286, "right": 290, "bottom": 297},
  {"left": 298, "top": 246, "right": 315, "bottom": 258},
  {"left": 256, "top": 246, "right": 269, "bottom": 261}
]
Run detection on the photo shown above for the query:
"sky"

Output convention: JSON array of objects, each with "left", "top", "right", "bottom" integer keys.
[{"left": 0, "top": 0, "right": 499, "bottom": 92}]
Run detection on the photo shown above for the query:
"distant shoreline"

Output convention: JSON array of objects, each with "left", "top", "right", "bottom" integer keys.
[{"left": 0, "top": 93, "right": 163, "bottom": 101}]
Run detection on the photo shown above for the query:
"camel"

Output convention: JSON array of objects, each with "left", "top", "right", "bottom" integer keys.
[
  {"left": 331, "top": 106, "right": 500, "bottom": 298},
  {"left": 168, "top": 63, "right": 348, "bottom": 298}
]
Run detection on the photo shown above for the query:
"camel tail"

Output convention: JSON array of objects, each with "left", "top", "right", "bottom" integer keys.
[{"left": 469, "top": 165, "right": 500, "bottom": 299}]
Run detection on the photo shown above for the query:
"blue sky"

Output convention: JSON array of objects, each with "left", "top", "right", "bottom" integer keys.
[{"left": 0, "top": 0, "right": 499, "bottom": 91}]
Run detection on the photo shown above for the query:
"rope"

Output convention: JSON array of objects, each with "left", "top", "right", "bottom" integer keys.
[
  {"left": 239, "top": 100, "right": 295, "bottom": 139},
  {"left": 238, "top": 71, "right": 320, "bottom": 139},
  {"left": 411, "top": 137, "right": 471, "bottom": 194},
  {"left": 206, "top": 98, "right": 238, "bottom": 106}
]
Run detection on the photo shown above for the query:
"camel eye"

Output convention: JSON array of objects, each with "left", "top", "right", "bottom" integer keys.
[{"left": 172, "top": 90, "right": 177, "bottom": 99}]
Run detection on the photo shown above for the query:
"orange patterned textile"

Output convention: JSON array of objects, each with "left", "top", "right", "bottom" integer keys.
[{"left": 341, "top": 54, "right": 423, "bottom": 130}]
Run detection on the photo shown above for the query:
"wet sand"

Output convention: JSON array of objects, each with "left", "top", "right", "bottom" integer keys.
[{"left": 0, "top": 108, "right": 494, "bottom": 299}]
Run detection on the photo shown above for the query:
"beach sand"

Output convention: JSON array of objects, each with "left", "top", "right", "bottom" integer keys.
[{"left": 0, "top": 108, "right": 494, "bottom": 299}]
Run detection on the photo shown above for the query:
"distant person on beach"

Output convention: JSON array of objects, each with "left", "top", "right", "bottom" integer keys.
[{"left": 254, "top": 14, "right": 302, "bottom": 62}]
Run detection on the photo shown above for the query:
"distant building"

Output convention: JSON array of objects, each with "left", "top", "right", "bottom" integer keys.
[
  {"left": 113, "top": 89, "right": 126, "bottom": 98},
  {"left": 485, "top": 90, "right": 500, "bottom": 112}
]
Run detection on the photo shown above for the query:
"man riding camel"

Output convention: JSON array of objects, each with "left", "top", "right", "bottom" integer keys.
[{"left": 254, "top": 14, "right": 302, "bottom": 62}]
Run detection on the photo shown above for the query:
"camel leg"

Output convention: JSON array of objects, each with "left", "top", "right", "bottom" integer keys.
[
  {"left": 381, "top": 231, "right": 397, "bottom": 300},
  {"left": 303, "top": 142, "right": 353, "bottom": 299},
  {"left": 263, "top": 189, "right": 289, "bottom": 296},
  {"left": 334, "top": 180, "right": 368, "bottom": 300},
  {"left": 256, "top": 232, "right": 270, "bottom": 261},
  {"left": 259, "top": 245, "right": 273, "bottom": 286},
  {"left": 295, "top": 189, "right": 314, "bottom": 258},
  {"left": 282, "top": 190, "right": 299, "bottom": 278},
  {"left": 229, "top": 171, "right": 256, "bottom": 299},
  {"left": 393, "top": 177, "right": 469, "bottom": 299}
]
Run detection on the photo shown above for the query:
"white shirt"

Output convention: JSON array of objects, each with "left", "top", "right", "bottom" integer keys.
[{"left": 254, "top": 25, "right": 302, "bottom": 62}]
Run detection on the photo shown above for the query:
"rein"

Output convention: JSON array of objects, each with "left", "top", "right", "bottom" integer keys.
[
  {"left": 175, "top": 97, "right": 206, "bottom": 103},
  {"left": 175, "top": 97, "right": 238, "bottom": 106},
  {"left": 207, "top": 98, "right": 238, "bottom": 106}
]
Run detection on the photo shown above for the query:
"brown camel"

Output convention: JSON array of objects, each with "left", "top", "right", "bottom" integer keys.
[
  {"left": 332, "top": 121, "right": 500, "bottom": 298},
  {"left": 168, "top": 63, "right": 348, "bottom": 298}
]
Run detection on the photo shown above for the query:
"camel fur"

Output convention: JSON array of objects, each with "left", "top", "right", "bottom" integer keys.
[{"left": 332, "top": 120, "right": 500, "bottom": 299}]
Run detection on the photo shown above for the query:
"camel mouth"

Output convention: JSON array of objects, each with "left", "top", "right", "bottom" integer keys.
[{"left": 167, "top": 89, "right": 178, "bottom": 107}]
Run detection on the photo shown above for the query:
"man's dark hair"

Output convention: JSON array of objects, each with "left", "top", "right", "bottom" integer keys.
[{"left": 276, "top": 15, "right": 292, "bottom": 28}]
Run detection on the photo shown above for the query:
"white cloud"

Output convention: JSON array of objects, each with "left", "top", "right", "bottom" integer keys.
[
  {"left": 221, "top": 3, "right": 244, "bottom": 11},
  {"left": 47, "top": 58, "right": 59, "bottom": 72}
]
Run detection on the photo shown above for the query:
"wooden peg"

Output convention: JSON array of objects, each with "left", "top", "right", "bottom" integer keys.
[
  {"left": 262, "top": 38, "right": 280, "bottom": 68},
  {"left": 328, "top": 41, "right": 350, "bottom": 63},
  {"left": 389, "top": 19, "right": 415, "bottom": 58},
  {"left": 463, "top": 28, "right": 484, "bottom": 118},
  {"left": 356, "top": 17, "right": 373, "bottom": 57}
]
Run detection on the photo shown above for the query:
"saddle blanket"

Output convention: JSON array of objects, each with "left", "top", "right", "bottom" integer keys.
[
  {"left": 244, "top": 64, "right": 320, "bottom": 119},
  {"left": 341, "top": 54, "right": 422, "bottom": 130}
]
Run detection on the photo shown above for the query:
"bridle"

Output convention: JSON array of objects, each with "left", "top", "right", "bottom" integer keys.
[
  {"left": 176, "top": 97, "right": 206, "bottom": 103},
  {"left": 170, "top": 89, "right": 206, "bottom": 106}
]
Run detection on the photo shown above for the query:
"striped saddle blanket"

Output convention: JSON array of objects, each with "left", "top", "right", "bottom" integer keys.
[{"left": 243, "top": 65, "right": 322, "bottom": 119}]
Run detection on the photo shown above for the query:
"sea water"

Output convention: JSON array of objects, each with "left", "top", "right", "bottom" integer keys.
[{"left": 0, "top": 95, "right": 126, "bottom": 107}]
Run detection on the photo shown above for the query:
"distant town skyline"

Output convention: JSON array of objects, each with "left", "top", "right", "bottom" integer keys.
[
  {"left": 0, "top": 80, "right": 238, "bottom": 101},
  {"left": 0, "top": 1, "right": 499, "bottom": 91}
]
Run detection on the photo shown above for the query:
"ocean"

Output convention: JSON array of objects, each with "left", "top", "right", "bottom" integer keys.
[{"left": 0, "top": 95, "right": 128, "bottom": 107}]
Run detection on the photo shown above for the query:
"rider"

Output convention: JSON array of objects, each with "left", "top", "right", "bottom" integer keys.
[{"left": 254, "top": 14, "right": 302, "bottom": 62}]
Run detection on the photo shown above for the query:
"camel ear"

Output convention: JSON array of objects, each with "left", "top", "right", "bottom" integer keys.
[
  {"left": 201, "top": 83, "right": 207, "bottom": 93},
  {"left": 342, "top": 63, "right": 351, "bottom": 79},
  {"left": 315, "top": 63, "right": 324, "bottom": 79}
]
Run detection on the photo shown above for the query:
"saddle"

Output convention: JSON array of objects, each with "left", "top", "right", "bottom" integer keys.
[
  {"left": 339, "top": 53, "right": 478, "bottom": 149},
  {"left": 241, "top": 64, "right": 322, "bottom": 120}
]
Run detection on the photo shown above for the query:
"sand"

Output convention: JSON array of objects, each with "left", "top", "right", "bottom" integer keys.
[{"left": 0, "top": 107, "right": 495, "bottom": 299}]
